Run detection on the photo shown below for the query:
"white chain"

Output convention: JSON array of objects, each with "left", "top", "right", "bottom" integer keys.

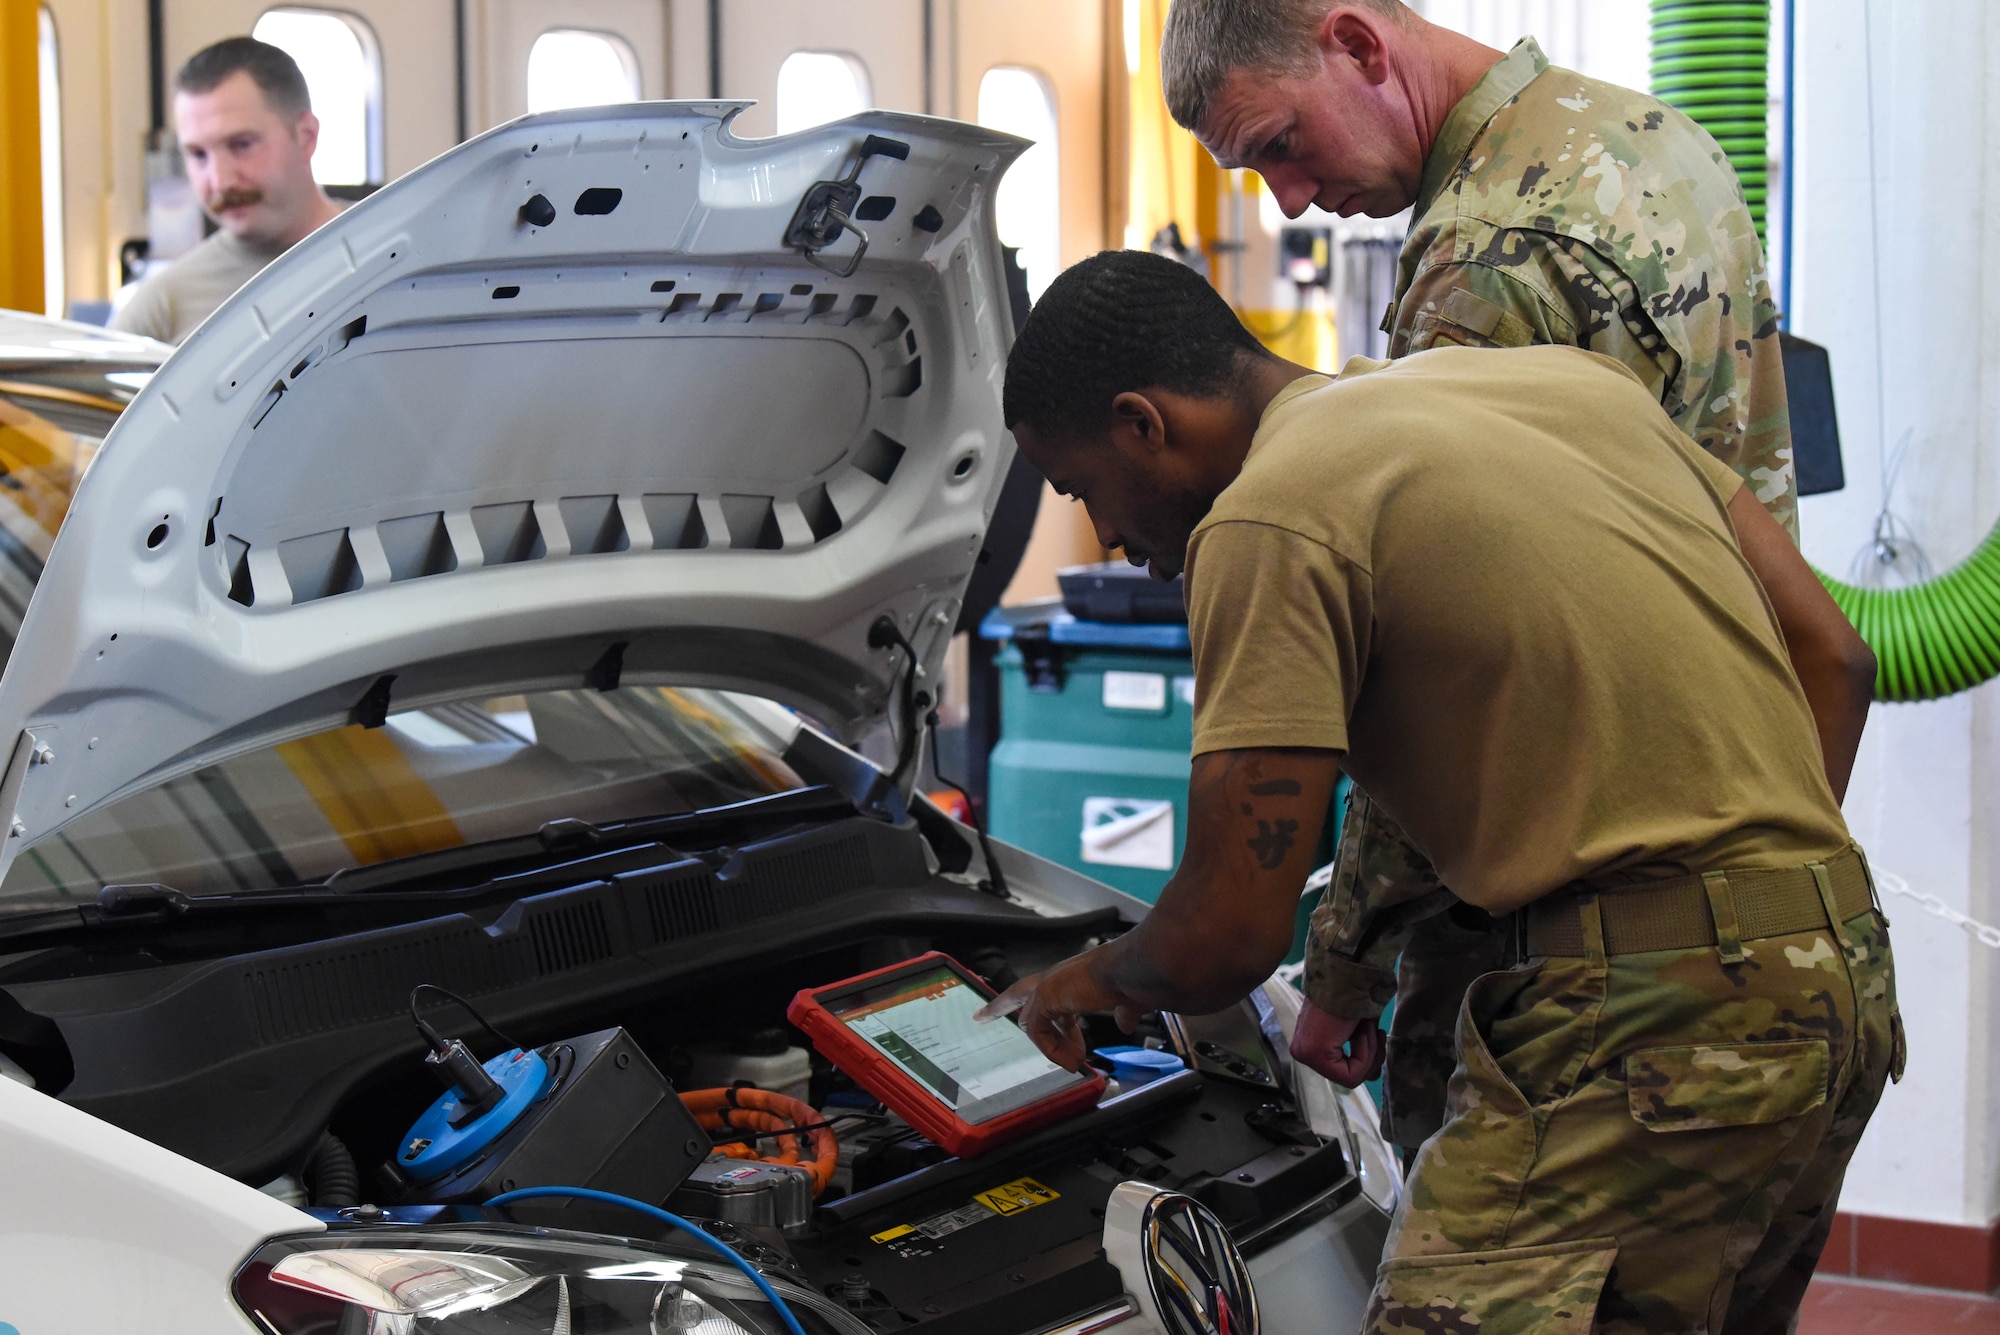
[{"left": 1876, "top": 870, "right": 2000, "bottom": 949}]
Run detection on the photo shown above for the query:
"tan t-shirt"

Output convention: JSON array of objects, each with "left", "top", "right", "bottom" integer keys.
[
  {"left": 111, "top": 228, "right": 289, "bottom": 345},
  {"left": 1186, "top": 345, "right": 1851, "bottom": 913}
]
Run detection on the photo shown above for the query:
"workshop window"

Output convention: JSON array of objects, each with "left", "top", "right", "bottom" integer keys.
[
  {"left": 977, "top": 66, "right": 1060, "bottom": 302},
  {"left": 38, "top": 6, "right": 62, "bottom": 318},
  {"left": 527, "top": 29, "right": 642, "bottom": 114},
  {"left": 775, "top": 51, "right": 871, "bottom": 136},
  {"left": 252, "top": 8, "right": 383, "bottom": 185}
]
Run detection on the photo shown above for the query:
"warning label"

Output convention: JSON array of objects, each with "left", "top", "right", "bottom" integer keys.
[
  {"left": 974, "top": 1177, "right": 1061, "bottom": 1216},
  {"left": 874, "top": 1177, "right": 1063, "bottom": 1259},
  {"left": 915, "top": 1200, "right": 996, "bottom": 1239}
]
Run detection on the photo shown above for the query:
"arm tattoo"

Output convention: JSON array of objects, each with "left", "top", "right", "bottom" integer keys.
[
  {"left": 1247, "top": 779, "right": 1302, "bottom": 797},
  {"left": 1245, "top": 817, "right": 1300, "bottom": 870}
]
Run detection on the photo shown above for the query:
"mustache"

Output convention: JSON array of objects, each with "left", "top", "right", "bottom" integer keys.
[{"left": 207, "top": 187, "right": 264, "bottom": 211}]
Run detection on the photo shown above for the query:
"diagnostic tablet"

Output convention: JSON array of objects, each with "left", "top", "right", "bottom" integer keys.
[{"left": 788, "top": 952, "right": 1105, "bottom": 1158}]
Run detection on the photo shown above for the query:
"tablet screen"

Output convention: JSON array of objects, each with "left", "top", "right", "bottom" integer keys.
[{"left": 828, "top": 962, "right": 1091, "bottom": 1124}]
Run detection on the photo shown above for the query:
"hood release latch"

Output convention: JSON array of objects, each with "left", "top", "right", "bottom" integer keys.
[{"left": 784, "top": 133, "right": 910, "bottom": 278}]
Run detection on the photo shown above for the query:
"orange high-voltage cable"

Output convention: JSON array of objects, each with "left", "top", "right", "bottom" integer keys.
[{"left": 680, "top": 1086, "right": 840, "bottom": 1197}]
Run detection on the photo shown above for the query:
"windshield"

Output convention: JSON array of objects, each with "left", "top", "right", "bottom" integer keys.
[
  {"left": 0, "top": 357, "right": 145, "bottom": 660},
  {"left": 1, "top": 686, "right": 806, "bottom": 908}
]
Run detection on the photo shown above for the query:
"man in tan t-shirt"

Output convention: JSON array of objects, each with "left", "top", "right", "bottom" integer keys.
[
  {"left": 113, "top": 37, "right": 344, "bottom": 345},
  {"left": 981, "top": 252, "right": 1899, "bottom": 1334}
]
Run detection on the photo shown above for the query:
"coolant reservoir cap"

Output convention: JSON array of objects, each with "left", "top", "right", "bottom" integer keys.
[{"left": 398, "top": 1048, "right": 553, "bottom": 1183}]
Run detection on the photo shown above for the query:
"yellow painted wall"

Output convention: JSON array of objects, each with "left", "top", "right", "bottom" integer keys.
[
  {"left": 0, "top": 0, "right": 45, "bottom": 312},
  {"left": 959, "top": 0, "right": 1118, "bottom": 606}
]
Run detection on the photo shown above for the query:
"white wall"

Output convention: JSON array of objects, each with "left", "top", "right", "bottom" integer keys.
[
  {"left": 1791, "top": 0, "right": 2000, "bottom": 1230},
  {"left": 1414, "top": 0, "right": 1651, "bottom": 92}
]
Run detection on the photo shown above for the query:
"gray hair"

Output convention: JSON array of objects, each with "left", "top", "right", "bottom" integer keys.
[{"left": 1160, "top": 0, "right": 1408, "bottom": 131}]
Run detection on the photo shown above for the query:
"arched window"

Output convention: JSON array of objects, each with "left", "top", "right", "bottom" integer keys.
[
  {"left": 38, "top": 6, "right": 62, "bottom": 317},
  {"left": 527, "top": 30, "right": 641, "bottom": 114},
  {"left": 977, "top": 66, "right": 1060, "bottom": 301},
  {"left": 252, "top": 8, "right": 383, "bottom": 185},
  {"left": 775, "top": 51, "right": 871, "bottom": 136}
]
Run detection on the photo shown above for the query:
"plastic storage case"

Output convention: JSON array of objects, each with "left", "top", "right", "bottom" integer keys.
[
  {"left": 980, "top": 602, "right": 1329, "bottom": 960},
  {"left": 981, "top": 602, "right": 1196, "bottom": 905},
  {"left": 1056, "top": 561, "right": 1188, "bottom": 624}
]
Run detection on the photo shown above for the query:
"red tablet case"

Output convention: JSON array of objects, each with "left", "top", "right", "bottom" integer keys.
[{"left": 787, "top": 951, "right": 1106, "bottom": 1158}]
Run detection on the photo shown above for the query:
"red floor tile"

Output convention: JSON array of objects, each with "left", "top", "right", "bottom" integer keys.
[{"left": 1799, "top": 1277, "right": 2000, "bottom": 1334}]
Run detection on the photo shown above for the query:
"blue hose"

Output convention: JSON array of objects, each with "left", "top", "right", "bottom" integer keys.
[{"left": 484, "top": 1185, "right": 811, "bottom": 1335}]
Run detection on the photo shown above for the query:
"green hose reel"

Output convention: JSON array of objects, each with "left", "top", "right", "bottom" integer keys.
[
  {"left": 1652, "top": 0, "right": 2000, "bottom": 703},
  {"left": 1817, "top": 534, "right": 2000, "bottom": 703},
  {"left": 1649, "top": 0, "right": 1772, "bottom": 234}
]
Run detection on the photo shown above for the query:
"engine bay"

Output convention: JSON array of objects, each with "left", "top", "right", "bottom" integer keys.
[
  {"left": 302, "top": 944, "right": 1354, "bottom": 1333},
  {"left": 296, "top": 971, "right": 1352, "bottom": 1335},
  {"left": 0, "top": 793, "right": 1365, "bottom": 1334}
]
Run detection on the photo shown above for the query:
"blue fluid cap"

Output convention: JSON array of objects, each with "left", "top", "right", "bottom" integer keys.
[{"left": 1094, "top": 1046, "right": 1187, "bottom": 1085}]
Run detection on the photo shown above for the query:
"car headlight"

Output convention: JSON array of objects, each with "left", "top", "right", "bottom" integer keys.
[{"left": 235, "top": 1226, "right": 868, "bottom": 1334}]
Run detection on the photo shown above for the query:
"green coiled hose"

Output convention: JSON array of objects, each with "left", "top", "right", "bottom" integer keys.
[
  {"left": 1652, "top": 0, "right": 2000, "bottom": 702},
  {"left": 1815, "top": 545, "right": 2000, "bottom": 703},
  {"left": 1650, "top": 0, "right": 1771, "bottom": 235}
]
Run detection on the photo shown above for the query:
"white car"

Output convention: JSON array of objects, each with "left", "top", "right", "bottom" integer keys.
[{"left": 0, "top": 104, "right": 1393, "bottom": 1335}]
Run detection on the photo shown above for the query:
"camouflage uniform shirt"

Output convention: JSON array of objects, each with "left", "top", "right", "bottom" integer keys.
[
  {"left": 1307, "top": 38, "right": 1794, "bottom": 1027},
  {"left": 1388, "top": 37, "right": 1792, "bottom": 524}
]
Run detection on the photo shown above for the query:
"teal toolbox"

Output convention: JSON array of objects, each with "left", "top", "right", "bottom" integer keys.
[
  {"left": 982, "top": 603, "right": 1198, "bottom": 905},
  {"left": 981, "top": 602, "right": 1337, "bottom": 964}
]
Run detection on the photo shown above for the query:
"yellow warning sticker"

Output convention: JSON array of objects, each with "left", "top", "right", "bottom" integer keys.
[
  {"left": 870, "top": 1224, "right": 916, "bottom": 1244},
  {"left": 974, "top": 1176, "right": 1061, "bottom": 1217}
]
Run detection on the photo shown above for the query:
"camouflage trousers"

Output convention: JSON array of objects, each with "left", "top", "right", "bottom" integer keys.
[
  {"left": 1365, "top": 893, "right": 1902, "bottom": 1335},
  {"left": 1382, "top": 908, "right": 1515, "bottom": 1155},
  {"left": 1305, "top": 787, "right": 1517, "bottom": 1157}
]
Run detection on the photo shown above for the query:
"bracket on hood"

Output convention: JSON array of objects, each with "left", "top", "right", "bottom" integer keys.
[{"left": 784, "top": 133, "right": 910, "bottom": 279}]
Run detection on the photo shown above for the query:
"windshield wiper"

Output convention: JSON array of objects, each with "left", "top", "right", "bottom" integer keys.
[
  {"left": 0, "top": 786, "right": 863, "bottom": 943},
  {"left": 319, "top": 784, "right": 857, "bottom": 895}
]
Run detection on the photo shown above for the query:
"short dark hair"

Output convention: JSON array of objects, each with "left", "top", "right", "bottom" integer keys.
[
  {"left": 177, "top": 37, "right": 312, "bottom": 119},
  {"left": 1003, "top": 250, "right": 1268, "bottom": 439}
]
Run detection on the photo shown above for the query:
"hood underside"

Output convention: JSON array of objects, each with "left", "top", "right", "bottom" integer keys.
[{"left": 0, "top": 104, "right": 1025, "bottom": 868}]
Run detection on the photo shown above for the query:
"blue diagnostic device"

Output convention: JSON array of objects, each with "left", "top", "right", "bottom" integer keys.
[{"left": 398, "top": 1047, "right": 553, "bottom": 1183}]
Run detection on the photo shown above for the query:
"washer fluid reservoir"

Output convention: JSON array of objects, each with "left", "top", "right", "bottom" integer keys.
[{"left": 688, "top": 1030, "right": 812, "bottom": 1103}]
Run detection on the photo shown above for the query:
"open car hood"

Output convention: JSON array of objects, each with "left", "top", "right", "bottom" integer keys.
[{"left": 0, "top": 104, "right": 1025, "bottom": 870}]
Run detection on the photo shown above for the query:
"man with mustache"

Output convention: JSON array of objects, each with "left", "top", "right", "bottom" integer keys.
[{"left": 113, "top": 38, "right": 343, "bottom": 345}]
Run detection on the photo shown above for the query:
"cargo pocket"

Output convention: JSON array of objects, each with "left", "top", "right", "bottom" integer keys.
[
  {"left": 1366, "top": 1236, "right": 1617, "bottom": 1335},
  {"left": 1396, "top": 968, "right": 1545, "bottom": 1249},
  {"left": 1626, "top": 1039, "right": 1829, "bottom": 1132}
]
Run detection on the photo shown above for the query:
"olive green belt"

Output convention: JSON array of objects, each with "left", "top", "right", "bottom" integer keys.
[{"left": 1525, "top": 845, "right": 1874, "bottom": 958}]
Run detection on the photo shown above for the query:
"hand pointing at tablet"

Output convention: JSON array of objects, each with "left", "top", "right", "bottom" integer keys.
[
  {"left": 977, "top": 957, "right": 1144, "bottom": 1074},
  {"left": 976, "top": 749, "right": 1341, "bottom": 1074}
]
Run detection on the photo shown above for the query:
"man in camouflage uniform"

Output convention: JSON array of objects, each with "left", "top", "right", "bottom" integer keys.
[
  {"left": 1161, "top": 0, "right": 1801, "bottom": 1161},
  {"left": 987, "top": 252, "right": 1900, "bottom": 1334}
]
